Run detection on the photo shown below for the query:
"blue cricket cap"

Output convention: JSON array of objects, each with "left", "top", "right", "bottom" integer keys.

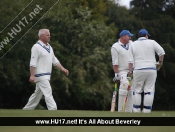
[
  {"left": 138, "top": 29, "right": 150, "bottom": 36},
  {"left": 120, "top": 30, "right": 134, "bottom": 37}
]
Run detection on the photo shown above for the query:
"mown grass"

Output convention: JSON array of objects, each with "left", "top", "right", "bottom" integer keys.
[{"left": 0, "top": 109, "right": 175, "bottom": 132}]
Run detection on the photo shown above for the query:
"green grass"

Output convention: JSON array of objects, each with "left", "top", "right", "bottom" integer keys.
[{"left": 1, "top": 109, "right": 175, "bottom": 132}]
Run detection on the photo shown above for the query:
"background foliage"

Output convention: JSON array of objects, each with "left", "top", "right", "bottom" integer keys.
[{"left": 0, "top": 0, "right": 175, "bottom": 110}]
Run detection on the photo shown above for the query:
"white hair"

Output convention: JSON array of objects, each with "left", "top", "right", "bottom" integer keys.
[{"left": 38, "top": 29, "right": 49, "bottom": 37}]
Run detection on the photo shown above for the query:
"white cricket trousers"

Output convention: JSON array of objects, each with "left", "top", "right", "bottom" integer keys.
[
  {"left": 133, "top": 70, "right": 157, "bottom": 93},
  {"left": 133, "top": 70, "right": 157, "bottom": 113},
  {"left": 23, "top": 80, "right": 57, "bottom": 110}
]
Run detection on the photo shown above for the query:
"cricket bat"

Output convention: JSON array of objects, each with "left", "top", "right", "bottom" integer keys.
[
  {"left": 122, "top": 77, "right": 132, "bottom": 112},
  {"left": 110, "top": 83, "right": 118, "bottom": 112}
]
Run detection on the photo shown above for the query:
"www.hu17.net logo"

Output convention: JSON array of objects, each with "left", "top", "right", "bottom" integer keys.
[{"left": 0, "top": 0, "right": 60, "bottom": 59}]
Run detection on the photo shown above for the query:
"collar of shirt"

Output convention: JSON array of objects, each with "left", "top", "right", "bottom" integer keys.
[
  {"left": 118, "top": 39, "right": 129, "bottom": 49},
  {"left": 38, "top": 40, "right": 50, "bottom": 48},
  {"left": 138, "top": 37, "right": 147, "bottom": 41}
]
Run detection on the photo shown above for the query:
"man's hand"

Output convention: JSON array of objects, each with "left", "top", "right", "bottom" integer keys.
[
  {"left": 29, "top": 75, "right": 35, "bottom": 83},
  {"left": 156, "top": 61, "right": 163, "bottom": 71},
  {"left": 113, "top": 73, "right": 120, "bottom": 83},
  {"left": 56, "top": 63, "right": 69, "bottom": 76},
  {"left": 62, "top": 68, "right": 69, "bottom": 76}
]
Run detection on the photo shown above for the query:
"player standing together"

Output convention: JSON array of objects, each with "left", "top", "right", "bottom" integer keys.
[
  {"left": 23, "top": 29, "right": 69, "bottom": 110},
  {"left": 111, "top": 30, "right": 134, "bottom": 112},
  {"left": 128, "top": 29, "right": 165, "bottom": 113}
]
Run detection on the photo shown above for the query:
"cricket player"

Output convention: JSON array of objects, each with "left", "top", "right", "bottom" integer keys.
[
  {"left": 111, "top": 30, "right": 134, "bottom": 112},
  {"left": 128, "top": 29, "right": 165, "bottom": 113},
  {"left": 23, "top": 29, "right": 69, "bottom": 110}
]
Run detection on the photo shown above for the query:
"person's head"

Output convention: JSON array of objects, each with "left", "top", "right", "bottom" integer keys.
[
  {"left": 138, "top": 29, "right": 150, "bottom": 38},
  {"left": 119, "top": 30, "right": 133, "bottom": 44},
  {"left": 38, "top": 29, "right": 50, "bottom": 44}
]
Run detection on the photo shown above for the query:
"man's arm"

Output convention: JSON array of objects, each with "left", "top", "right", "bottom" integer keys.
[
  {"left": 29, "top": 66, "right": 35, "bottom": 83},
  {"left": 29, "top": 46, "right": 38, "bottom": 83},
  {"left": 111, "top": 47, "right": 119, "bottom": 73},
  {"left": 156, "top": 54, "right": 164, "bottom": 71},
  {"left": 129, "top": 63, "right": 133, "bottom": 73},
  {"left": 56, "top": 63, "right": 69, "bottom": 76},
  {"left": 159, "top": 54, "right": 164, "bottom": 62},
  {"left": 111, "top": 47, "right": 120, "bottom": 82},
  {"left": 128, "top": 43, "right": 134, "bottom": 78},
  {"left": 154, "top": 41, "right": 165, "bottom": 70},
  {"left": 113, "top": 65, "right": 119, "bottom": 73},
  {"left": 52, "top": 52, "right": 69, "bottom": 76}
]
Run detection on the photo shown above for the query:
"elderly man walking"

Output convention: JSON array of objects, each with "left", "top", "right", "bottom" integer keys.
[{"left": 23, "top": 29, "right": 69, "bottom": 110}]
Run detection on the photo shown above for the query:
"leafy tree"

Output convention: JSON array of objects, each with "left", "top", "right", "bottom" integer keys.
[
  {"left": 1, "top": 0, "right": 175, "bottom": 110},
  {"left": 0, "top": 0, "right": 117, "bottom": 110},
  {"left": 45, "top": 0, "right": 117, "bottom": 110}
]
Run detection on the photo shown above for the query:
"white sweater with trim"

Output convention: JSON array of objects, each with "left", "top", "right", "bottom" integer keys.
[
  {"left": 129, "top": 37, "right": 165, "bottom": 69},
  {"left": 111, "top": 40, "right": 132, "bottom": 73},
  {"left": 30, "top": 40, "right": 59, "bottom": 82}
]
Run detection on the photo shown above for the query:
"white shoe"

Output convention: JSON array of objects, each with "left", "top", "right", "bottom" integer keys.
[
  {"left": 133, "top": 108, "right": 141, "bottom": 113},
  {"left": 142, "top": 108, "right": 151, "bottom": 113}
]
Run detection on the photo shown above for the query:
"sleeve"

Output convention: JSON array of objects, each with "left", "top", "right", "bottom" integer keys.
[
  {"left": 128, "top": 44, "right": 134, "bottom": 64},
  {"left": 111, "top": 47, "right": 119, "bottom": 65},
  {"left": 52, "top": 53, "right": 60, "bottom": 66},
  {"left": 153, "top": 40, "right": 165, "bottom": 56},
  {"left": 30, "top": 46, "right": 39, "bottom": 67}
]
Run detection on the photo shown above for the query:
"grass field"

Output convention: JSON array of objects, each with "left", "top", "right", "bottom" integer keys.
[{"left": 0, "top": 109, "right": 175, "bottom": 132}]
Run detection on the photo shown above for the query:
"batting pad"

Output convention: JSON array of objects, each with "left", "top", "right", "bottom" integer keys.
[
  {"left": 142, "top": 92, "right": 154, "bottom": 113},
  {"left": 120, "top": 83, "right": 128, "bottom": 91},
  {"left": 125, "top": 90, "right": 133, "bottom": 112},
  {"left": 118, "top": 89, "right": 127, "bottom": 112},
  {"left": 133, "top": 92, "right": 141, "bottom": 113}
]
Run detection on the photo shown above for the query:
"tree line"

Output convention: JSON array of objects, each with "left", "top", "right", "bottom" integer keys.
[{"left": 0, "top": 0, "right": 175, "bottom": 110}]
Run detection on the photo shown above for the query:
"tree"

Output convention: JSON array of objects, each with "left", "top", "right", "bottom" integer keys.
[
  {"left": 0, "top": 0, "right": 117, "bottom": 110},
  {"left": 45, "top": 0, "right": 117, "bottom": 110}
]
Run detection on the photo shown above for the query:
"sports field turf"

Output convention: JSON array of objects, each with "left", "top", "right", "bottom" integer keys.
[{"left": 0, "top": 109, "right": 175, "bottom": 132}]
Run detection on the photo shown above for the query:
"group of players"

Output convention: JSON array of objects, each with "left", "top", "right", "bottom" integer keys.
[
  {"left": 111, "top": 29, "right": 165, "bottom": 113},
  {"left": 23, "top": 28, "right": 165, "bottom": 113}
]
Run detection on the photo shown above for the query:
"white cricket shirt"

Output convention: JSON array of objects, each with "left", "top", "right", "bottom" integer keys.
[
  {"left": 30, "top": 40, "right": 60, "bottom": 82},
  {"left": 111, "top": 40, "right": 132, "bottom": 73},
  {"left": 129, "top": 37, "right": 165, "bottom": 70}
]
